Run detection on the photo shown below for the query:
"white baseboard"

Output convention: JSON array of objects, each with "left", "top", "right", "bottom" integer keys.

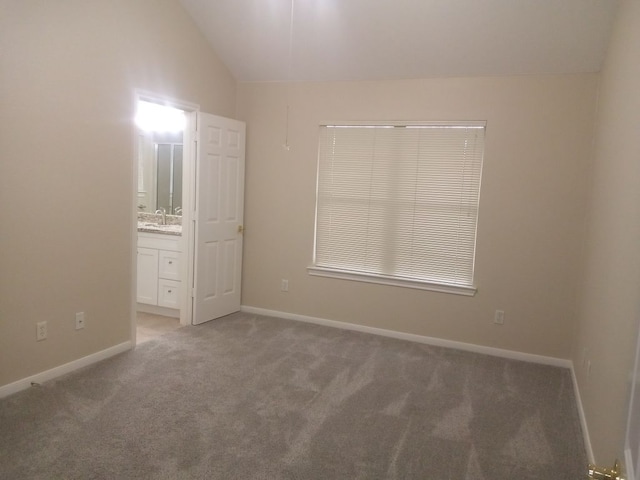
[
  {"left": 570, "top": 364, "right": 594, "bottom": 463},
  {"left": 0, "top": 341, "right": 132, "bottom": 399},
  {"left": 240, "top": 306, "right": 572, "bottom": 368}
]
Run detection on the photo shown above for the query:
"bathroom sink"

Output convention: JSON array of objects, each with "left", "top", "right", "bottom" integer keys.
[{"left": 137, "top": 221, "right": 182, "bottom": 235}]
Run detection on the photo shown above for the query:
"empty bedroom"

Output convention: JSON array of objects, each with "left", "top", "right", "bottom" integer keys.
[{"left": 1, "top": 1, "right": 639, "bottom": 478}]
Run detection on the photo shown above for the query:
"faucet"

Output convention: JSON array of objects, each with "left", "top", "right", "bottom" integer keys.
[{"left": 155, "top": 208, "right": 166, "bottom": 225}]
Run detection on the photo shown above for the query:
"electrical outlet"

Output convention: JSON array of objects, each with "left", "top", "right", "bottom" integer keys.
[
  {"left": 281, "top": 279, "right": 289, "bottom": 292},
  {"left": 75, "top": 312, "right": 85, "bottom": 330},
  {"left": 36, "top": 321, "right": 47, "bottom": 341},
  {"left": 494, "top": 310, "right": 505, "bottom": 325}
]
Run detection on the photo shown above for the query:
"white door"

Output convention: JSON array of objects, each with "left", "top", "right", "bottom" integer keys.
[
  {"left": 590, "top": 322, "right": 640, "bottom": 479},
  {"left": 625, "top": 325, "right": 640, "bottom": 480},
  {"left": 191, "top": 112, "right": 245, "bottom": 325}
]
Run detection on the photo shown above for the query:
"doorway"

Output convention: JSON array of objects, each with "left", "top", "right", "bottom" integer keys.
[
  {"left": 132, "top": 93, "right": 198, "bottom": 344},
  {"left": 131, "top": 92, "right": 247, "bottom": 345}
]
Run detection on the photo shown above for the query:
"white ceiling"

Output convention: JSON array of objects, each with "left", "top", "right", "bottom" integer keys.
[{"left": 178, "top": 0, "right": 619, "bottom": 83}]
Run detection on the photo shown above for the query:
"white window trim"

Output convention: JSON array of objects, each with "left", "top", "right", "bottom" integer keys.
[
  {"left": 310, "top": 120, "right": 485, "bottom": 296},
  {"left": 308, "top": 265, "right": 477, "bottom": 296},
  {"left": 320, "top": 120, "right": 487, "bottom": 127}
]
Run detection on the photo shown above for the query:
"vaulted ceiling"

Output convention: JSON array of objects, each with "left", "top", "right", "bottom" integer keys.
[{"left": 178, "top": 0, "right": 619, "bottom": 83}]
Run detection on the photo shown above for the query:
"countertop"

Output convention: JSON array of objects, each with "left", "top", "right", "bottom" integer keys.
[{"left": 137, "top": 222, "right": 182, "bottom": 236}]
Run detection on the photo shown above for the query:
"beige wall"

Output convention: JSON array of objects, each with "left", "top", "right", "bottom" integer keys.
[
  {"left": 0, "top": 0, "right": 236, "bottom": 387},
  {"left": 237, "top": 74, "right": 598, "bottom": 359},
  {"left": 573, "top": 1, "right": 640, "bottom": 464}
]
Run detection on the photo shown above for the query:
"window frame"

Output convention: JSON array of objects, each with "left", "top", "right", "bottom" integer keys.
[{"left": 308, "top": 120, "right": 485, "bottom": 296}]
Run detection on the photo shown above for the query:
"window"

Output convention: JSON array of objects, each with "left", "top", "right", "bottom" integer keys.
[{"left": 309, "top": 121, "right": 485, "bottom": 295}]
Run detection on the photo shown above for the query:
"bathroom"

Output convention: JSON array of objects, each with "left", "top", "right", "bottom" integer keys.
[{"left": 134, "top": 101, "right": 186, "bottom": 343}]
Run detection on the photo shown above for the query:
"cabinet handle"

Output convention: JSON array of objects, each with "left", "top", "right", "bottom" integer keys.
[
  {"left": 168, "top": 290, "right": 172, "bottom": 293},
  {"left": 168, "top": 261, "right": 173, "bottom": 264}
]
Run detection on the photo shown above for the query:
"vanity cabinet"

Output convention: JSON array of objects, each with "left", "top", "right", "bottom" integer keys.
[
  {"left": 137, "top": 233, "right": 182, "bottom": 310},
  {"left": 157, "top": 250, "right": 181, "bottom": 308},
  {"left": 137, "top": 247, "right": 159, "bottom": 305}
]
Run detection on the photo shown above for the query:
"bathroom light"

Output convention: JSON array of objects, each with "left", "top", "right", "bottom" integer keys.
[{"left": 135, "top": 100, "right": 186, "bottom": 132}]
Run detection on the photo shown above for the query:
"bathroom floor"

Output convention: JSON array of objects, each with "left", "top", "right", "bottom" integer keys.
[{"left": 136, "top": 312, "right": 182, "bottom": 344}]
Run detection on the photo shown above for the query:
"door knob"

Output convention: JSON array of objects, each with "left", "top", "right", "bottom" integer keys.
[
  {"left": 588, "top": 459, "right": 624, "bottom": 480},
  {"left": 237, "top": 225, "right": 244, "bottom": 234}
]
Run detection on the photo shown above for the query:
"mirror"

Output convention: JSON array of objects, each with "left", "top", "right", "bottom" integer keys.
[{"left": 137, "top": 130, "right": 183, "bottom": 215}]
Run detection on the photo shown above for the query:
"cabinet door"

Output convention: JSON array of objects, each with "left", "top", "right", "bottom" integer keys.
[
  {"left": 158, "top": 279, "right": 181, "bottom": 309},
  {"left": 137, "top": 247, "right": 159, "bottom": 305},
  {"left": 158, "top": 250, "right": 180, "bottom": 281}
]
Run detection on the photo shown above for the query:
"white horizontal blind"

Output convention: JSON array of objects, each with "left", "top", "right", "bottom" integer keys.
[{"left": 314, "top": 122, "right": 485, "bottom": 288}]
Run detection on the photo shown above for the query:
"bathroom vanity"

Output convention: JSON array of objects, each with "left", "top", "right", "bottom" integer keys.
[{"left": 136, "top": 222, "right": 183, "bottom": 317}]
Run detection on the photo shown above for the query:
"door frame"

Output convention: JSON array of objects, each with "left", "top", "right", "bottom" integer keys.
[{"left": 130, "top": 90, "right": 200, "bottom": 345}]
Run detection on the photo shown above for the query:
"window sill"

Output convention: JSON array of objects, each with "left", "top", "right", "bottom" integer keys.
[{"left": 307, "top": 266, "right": 477, "bottom": 297}]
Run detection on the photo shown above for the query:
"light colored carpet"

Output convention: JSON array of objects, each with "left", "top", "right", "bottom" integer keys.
[{"left": 0, "top": 312, "right": 587, "bottom": 479}]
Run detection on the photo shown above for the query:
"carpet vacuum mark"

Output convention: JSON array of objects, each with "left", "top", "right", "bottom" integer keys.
[{"left": 0, "top": 312, "right": 587, "bottom": 479}]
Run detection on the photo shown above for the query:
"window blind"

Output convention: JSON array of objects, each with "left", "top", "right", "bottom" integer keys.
[{"left": 313, "top": 122, "right": 485, "bottom": 290}]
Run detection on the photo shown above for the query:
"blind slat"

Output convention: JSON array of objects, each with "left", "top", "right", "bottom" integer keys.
[{"left": 314, "top": 123, "right": 485, "bottom": 287}]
